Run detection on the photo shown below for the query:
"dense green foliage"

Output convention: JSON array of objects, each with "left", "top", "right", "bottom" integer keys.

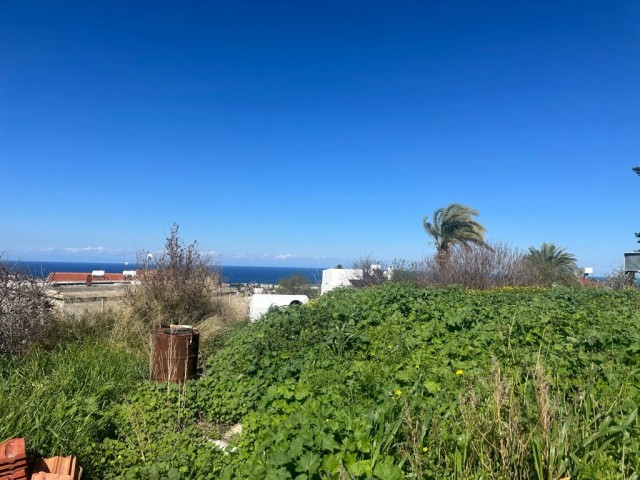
[
  {"left": 3, "top": 284, "right": 640, "bottom": 479},
  {"left": 0, "top": 342, "right": 147, "bottom": 475},
  {"left": 0, "top": 343, "right": 226, "bottom": 479},
  {"left": 195, "top": 284, "right": 640, "bottom": 479}
]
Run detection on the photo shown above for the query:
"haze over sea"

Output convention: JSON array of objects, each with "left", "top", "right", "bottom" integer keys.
[{"left": 8, "top": 261, "right": 324, "bottom": 285}]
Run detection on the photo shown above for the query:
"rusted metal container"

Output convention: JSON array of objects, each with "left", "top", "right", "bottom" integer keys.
[{"left": 153, "top": 325, "right": 199, "bottom": 382}]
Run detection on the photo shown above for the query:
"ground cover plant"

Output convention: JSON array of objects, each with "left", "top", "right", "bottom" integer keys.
[
  {"left": 196, "top": 283, "right": 640, "bottom": 479},
  {"left": 2, "top": 283, "right": 640, "bottom": 479}
]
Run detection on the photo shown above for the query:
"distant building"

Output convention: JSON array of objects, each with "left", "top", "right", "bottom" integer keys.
[
  {"left": 321, "top": 266, "right": 390, "bottom": 295},
  {"left": 47, "top": 271, "right": 136, "bottom": 285},
  {"left": 249, "top": 294, "right": 309, "bottom": 322},
  {"left": 320, "top": 268, "right": 361, "bottom": 295}
]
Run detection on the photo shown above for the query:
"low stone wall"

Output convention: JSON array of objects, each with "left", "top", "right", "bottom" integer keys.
[{"left": 47, "top": 284, "right": 128, "bottom": 314}]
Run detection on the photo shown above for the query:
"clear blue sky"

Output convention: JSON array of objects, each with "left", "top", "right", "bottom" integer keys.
[{"left": 1, "top": 1, "right": 639, "bottom": 272}]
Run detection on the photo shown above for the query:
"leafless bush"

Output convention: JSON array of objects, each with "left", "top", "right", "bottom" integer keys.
[
  {"left": 350, "top": 254, "right": 387, "bottom": 287},
  {"left": 598, "top": 268, "right": 637, "bottom": 290},
  {"left": 0, "top": 260, "right": 54, "bottom": 354},
  {"left": 417, "top": 241, "right": 536, "bottom": 289},
  {"left": 387, "top": 258, "right": 424, "bottom": 284},
  {"left": 125, "top": 224, "right": 224, "bottom": 328}
]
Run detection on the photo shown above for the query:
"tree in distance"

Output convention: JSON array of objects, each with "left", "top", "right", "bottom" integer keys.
[
  {"left": 276, "top": 274, "right": 317, "bottom": 298},
  {"left": 423, "top": 203, "right": 491, "bottom": 269},
  {"left": 525, "top": 242, "right": 579, "bottom": 286}
]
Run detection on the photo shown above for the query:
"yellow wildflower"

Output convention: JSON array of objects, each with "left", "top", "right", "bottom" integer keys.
[
  {"left": 455, "top": 369, "right": 464, "bottom": 375},
  {"left": 394, "top": 389, "right": 402, "bottom": 396}
]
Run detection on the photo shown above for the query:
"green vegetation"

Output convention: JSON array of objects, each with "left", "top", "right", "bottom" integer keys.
[
  {"left": 422, "top": 203, "right": 490, "bottom": 265},
  {"left": 195, "top": 284, "right": 640, "bottom": 479},
  {"left": 0, "top": 342, "right": 147, "bottom": 476},
  {"left": 4, "top": 283, "right": 638, "bottom": 478},
  {"left": 525, "top": 242, "right": 579, "bottom": 286},
  {"left": 276, "top": 274, "right": 318, "bottom": 298},
  {"left": 2, "top": 218, "right": 640, "bottom": 478}
]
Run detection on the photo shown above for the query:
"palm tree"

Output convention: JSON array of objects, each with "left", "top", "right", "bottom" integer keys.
[
  {"left": 423, "top": 203, "right": 490, "bottom": 268},
  {"left": 525, "top": 242, "right": 578, "bottom": 285}
]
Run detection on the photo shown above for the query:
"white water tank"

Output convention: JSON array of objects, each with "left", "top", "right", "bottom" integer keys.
[{"left": 249, "top": 294, "right": 309, "bottom": 322}]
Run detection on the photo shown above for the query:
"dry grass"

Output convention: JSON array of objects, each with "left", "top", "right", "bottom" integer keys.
[{"left": 196, "top": 294, "right": 248, "bottom": 343}]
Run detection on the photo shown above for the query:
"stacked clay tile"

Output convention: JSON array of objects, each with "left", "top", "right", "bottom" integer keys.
[
  {"left": 0, "top": 438, "right": 82, "bottom": 480},
  {"left": 0, "top": 438, "right": 27, "bottom": 480},
  {"left": 31, "top": 456, "right": 83, "bottom": 480}
]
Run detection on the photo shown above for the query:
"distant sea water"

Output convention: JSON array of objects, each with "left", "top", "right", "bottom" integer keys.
[{"left": 5, "top": 261, "right": 325, "bottom": 285}]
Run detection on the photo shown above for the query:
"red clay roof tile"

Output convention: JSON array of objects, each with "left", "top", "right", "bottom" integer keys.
[{"left": 0, "top": 438, "right": 26, "bottom": 466}]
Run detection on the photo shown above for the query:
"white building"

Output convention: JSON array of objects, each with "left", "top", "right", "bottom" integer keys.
[
  {"left": 321, "top": 265, "right": 392, "bottom": 295},
  {"left": 249, "top": 294, "right": 309, "bottom": 322},
  {"left": 320, "top": 268, "right": 361, "bottom": 295}
]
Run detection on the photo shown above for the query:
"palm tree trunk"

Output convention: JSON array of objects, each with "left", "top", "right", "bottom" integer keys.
[{"left": 436, "top": 247, "right": 450, "bottom": 275}]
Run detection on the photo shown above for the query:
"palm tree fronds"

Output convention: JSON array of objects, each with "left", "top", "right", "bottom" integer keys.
[
  {"left": 423, "top": 203, "right": 490, "bottom": 253},
  {"left": 525, "top": 242, "right": 579, "bottom": 285}
]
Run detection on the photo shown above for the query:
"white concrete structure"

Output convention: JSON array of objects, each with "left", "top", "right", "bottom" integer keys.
[
  {"left": 249, "top": 294, "right": 309, "bottom": 322},
  {"left": 321, "top": 268, "right": 360, "bottom": 295}
]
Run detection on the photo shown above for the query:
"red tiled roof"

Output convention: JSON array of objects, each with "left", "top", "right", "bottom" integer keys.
[{"left": 46, "top": 272, "right": 133, "bottom": 283}]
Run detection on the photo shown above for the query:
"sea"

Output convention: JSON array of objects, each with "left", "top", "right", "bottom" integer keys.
[{"left": 5, "top": 261, "right": 325, "bottom": 285}]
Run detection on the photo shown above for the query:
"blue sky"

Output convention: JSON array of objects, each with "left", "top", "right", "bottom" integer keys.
[{"left": 1, "top": 1, "right": 639, "bottom": 272}]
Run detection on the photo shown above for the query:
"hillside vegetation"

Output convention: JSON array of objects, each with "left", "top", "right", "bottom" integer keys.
[
  {"left": 199, "top": 283, "right": 640, "bottom": 479},
  {"left": 2, "top": 283, "right": 640, "bottom": 479}
]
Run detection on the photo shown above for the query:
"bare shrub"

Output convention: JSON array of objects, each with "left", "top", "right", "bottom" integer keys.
[
  {"left": 387, "top": 258, "right": 424, "bottom": 285},
  {"left": 417, "top": 241, "right": 534, "bottom": 289},
  {"left": 125, "top": 224, "right": 224, "bottom": 329},
  {"left": 350, "top": 254, "right": 387, "bottom": 287},
  {"left": 0, "top": 260, "right": 54, "bottom": 354},
  {"left": 599, "top": 267, "right": 637, "bottom": 290}
]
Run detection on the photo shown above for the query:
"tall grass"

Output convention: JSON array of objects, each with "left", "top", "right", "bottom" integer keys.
[
  {"left": 0, "top": 341, "right": 146, "bottom": 473},
  {"left": 434, "top": 359, "right": 640, "bottom": 479}
]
